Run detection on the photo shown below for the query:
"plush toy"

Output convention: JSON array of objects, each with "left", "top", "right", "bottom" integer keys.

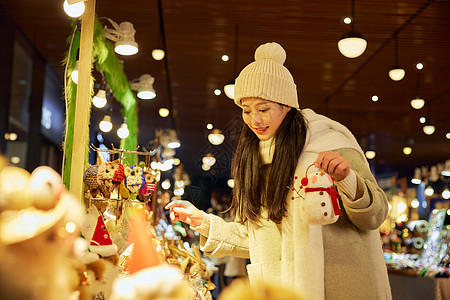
[
  {"left": 124, "top": 164, "right": 144, "bottom": 199},
  {"left": 97, "top": 159, "right": 125, "bottom": 199},
  {"left": 292, "top": 164, "right": 341, "bottom": 225},
  {"left": 84, "top": 164, "right": 100, "bottom": 197},
  {"left": 139, "top": 169, "right": 158, "bottom": 202}
]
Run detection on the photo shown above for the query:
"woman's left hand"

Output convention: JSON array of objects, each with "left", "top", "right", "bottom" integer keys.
[{"left": 314, "top": 151, "right": 350, "bottom": 181}]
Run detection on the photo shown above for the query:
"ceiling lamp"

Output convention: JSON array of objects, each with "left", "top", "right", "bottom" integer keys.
[
  {"left": 402, "top": 138, "right": 414, "bottom": 155},
  {"left": 422, "top": 104, "right": 435, "bottom": 135},
  {"left": 402, "top": 146, "right": 412, "bottom": 155},
  {"left": 411, "top": 98, "right": 425, "bottom": 110},
  {"left": 442, "top": 160, "right": 450, "bottom": 176},
  {"left": 63, "top": 0, "right": 86, "bottom": 18},
  {"left": 388, "top": 36, "right": 405, "bottom": 81},
  {"left": 423, "top": 123, "right": 435, "bottom": 135},
  {"left": 4, "top": 132, "right": 18, "bottom": 141},
  {"left": 99, "top": 109, "right": 112, "bottom": 133},
  {"left": 208, "top": 129, "right": 225, "bottom": 146},
  {"left": 168, "top": 140, "right": 180, "bottom": 149},
  {"left": 411, "top": 71, "right": 425, "bottom": 109},
  {"left": 424, "top": 185, "right": 434, "bottom": 197},
  {"left": 131, "top": 74, "right": 156, "bottom": 100},
  {"left": 71, "top": 60, "right": 79, "bottom": 84},
  {"left": 365, "top": 150, "right": 376, "bottom": 160},
  {"left": 202, "top": 153, "right": 216, "bottom": 167},
  {"left": 104, "top": 19, "right": 139, "bottom": 56},
  {"left": 411, "top": 168, "right": 421, "bottom": 184},
  {"left": 443, "top": 188, "right": 450, "bottom": 200},
  {"left": 338, "top": 0, "right": 367, "bottom": 58},
  {"left": 159, "top": 107, "right": 170, "bottom": 117},
  {"left": 161, "top": 179, "right": 171, "bottom": 189},
  {"left": 152, "top": 48, "right": 165, "bottom": 60},
  {"left": 157, "top": 128, "right": 181, "bottom": 150},
  {"left": 167, "top": 129, "right": 181, "bottom": 149},
  {"left": 117, "top": 119, "right": 129, "bottom": 139},
  {"left": 389, "top": 68, "right": 405, "bottom": 81},
  {"left": 227, "top": 179, "right": 235, "bottom": 188}
]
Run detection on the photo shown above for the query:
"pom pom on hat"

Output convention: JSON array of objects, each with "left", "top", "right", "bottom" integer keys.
[
  {"left": 254, "top": 42, "right": 286, "bottom": 64},
  {"left": 234, "top": 42, "right": 299, "bottom": 109}
]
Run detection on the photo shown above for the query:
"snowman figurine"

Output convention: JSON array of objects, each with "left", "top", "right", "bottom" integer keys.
[{"left": 292, "top": 164, "right": 341, "bottom": 225}]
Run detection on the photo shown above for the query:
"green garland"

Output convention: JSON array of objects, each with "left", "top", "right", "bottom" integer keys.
[{"left": 62, "top": 17, "right": 138, "bottom": 188}]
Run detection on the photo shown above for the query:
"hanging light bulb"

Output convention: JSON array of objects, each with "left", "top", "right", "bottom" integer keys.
[
  {"left": 338, "top": 0, "right": 366, "bottom": 58},
  {"left": 208, "top": 129, "right": 225, "bottom": 145},
  {"left": 425, "top": 185, "right": 434, "bottom": 196},
  {"left": 202, "top": 153, "right": 216, "bottom": 167},
  {"left": 423, "top": 124, "right": 435, "bottom": 135},
  {"left": 159, "top": 108, "right": 170, "bottom": 118},
  {"left": 63, "top": 0, "right": 85, "bottom": 18},
  {"left": 411, "top": 72, "right": 425, "bottom": 109},
  {"left": 389, "top": 68, "right": 405, "bottom": 81},
  {"left": 411, "top": 97, "right": 425, "bottom": 110},
  {"left": 152, "top": 48, "right": 165, "bottom": 60},
  {"left": 411, "top": 199, "right": 420, "bottom": 208},
  {"left": 443, "top": 188, "right": 450, "bottom": 200},
  {"left": 117, "top": 121, "right": 129, "bottom": 139},
  {"left": 167, "top": 130, "right": 180, "bottom": 149},
  {"left": 402, "top": 146, "right": 412, "bottom": 155},
  {"left": 365, "top": 150, "right": 376, "bottom": 160},
  {"left": 423, "top": 122, "right": 435, "bottom": 135},
  {"left": 442, "top": 160, "right": 450, "bottom": 176},
  {"left": 388, "top": 36, "right": 405, "bottom": 81},
  {"left": 402, "top": 138, "right": 414, "bottom": 156},
  {"left": 99, "top": 108, "right": 112, "bottom": 133},
  {"left": 92, "top": 89, "right": 107, "bottom": 108},
  {"left": 71, "top": 60, "right": 79, "bottom": 84},
  {"left": 338, "top": 32, "right": 367, "bottom": 58},
  {"left": 227, "top": 179, "right": 235, "bottom": 188},
  {"left": 411, "top": 168, "right": 421, "bottom": 184},
  {"left": 99, "top": 115, "right": 112, "bottom": 132},
  {"left": 161, "top": 180, "right": 171, "bottom": 189}
]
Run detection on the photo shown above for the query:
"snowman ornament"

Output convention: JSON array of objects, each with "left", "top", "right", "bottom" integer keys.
[{"left": 292, "top": 164, "right": 341, "bottom": 225}]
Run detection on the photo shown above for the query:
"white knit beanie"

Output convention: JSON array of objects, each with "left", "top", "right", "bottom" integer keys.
[{"left": 234, "top": 42, "right": 299, "bottom": 109}]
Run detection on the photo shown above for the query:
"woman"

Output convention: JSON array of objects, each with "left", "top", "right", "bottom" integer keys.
[{"left": 167, "top": 42, "right": 392, "bottom": 299}]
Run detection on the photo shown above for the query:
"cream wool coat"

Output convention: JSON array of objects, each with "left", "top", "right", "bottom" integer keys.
[{"left": 194, "top": 109, "right": 392, "bottom": 299}]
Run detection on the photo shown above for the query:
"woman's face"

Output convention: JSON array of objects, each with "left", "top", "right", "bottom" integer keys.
[{"left": 241, "top": 97, "right": 290, "bottom": 141}]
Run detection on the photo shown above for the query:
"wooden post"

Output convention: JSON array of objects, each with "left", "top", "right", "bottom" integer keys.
[{"left": 69, "top": 0, "right": 96, "bottom": 199}]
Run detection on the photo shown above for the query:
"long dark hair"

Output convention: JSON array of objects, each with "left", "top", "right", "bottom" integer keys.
[{"left": 230, "top": 108, "right": 307, "bottom": 224}]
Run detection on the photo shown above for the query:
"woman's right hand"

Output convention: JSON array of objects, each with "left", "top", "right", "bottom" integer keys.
[{"left": 165, "top": 200, "right": 204, "bottom": 227}]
